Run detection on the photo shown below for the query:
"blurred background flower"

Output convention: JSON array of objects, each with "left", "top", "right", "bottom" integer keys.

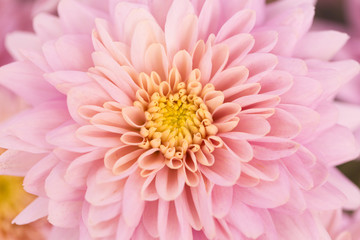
[{"left": 0, "top": 165, "right": 49, "bottom": 240}]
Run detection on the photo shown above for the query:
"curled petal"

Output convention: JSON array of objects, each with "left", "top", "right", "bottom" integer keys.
[
  {"left": 200, "top": 148, "right": 241, "bottom": 186},
  {"left": 104, "top": 145, "right": 144, "bottom": 176},
  {"left": 120, "top": 132, "right": 144, "bottom": 145},
  {"left": 122, "top": 106, "right": 146, "bottom": 128},
  {"left": 138, "top": 149, "right": 165, "bottom": 170},
  {"left": 155, "top": 167, "right": 185, "bottom": 201}
]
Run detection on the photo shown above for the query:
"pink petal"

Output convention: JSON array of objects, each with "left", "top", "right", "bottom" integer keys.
[
  {"left": 132, "top": 222, "right": 156, "bottom": 240},
  {"left": 191, "top": 179, "right": 216, "bottom": 238},
  {"left": 42, "top": 35, "right": 93, "bottom": 71},
  {"left": 257, "top": 70, "right": 293, "bottom": 95},
  {"left": 280, "top": 76, "right": 322, "bottom": 106},
  {"left": 222, "top": 115, "right": 270, "bottom": 139},
  {"left": 282, "top": 154, "right": 314, "bottom": 190},
  {"left": 175, "top": 187, "right": 202, "bottom": 231},
  {"left": 49, "top": 227, "right": 79, "bottom": 240},
  {"left": 210, "top": 44, "right": 229, "bottom": 78},
  {"left": 104, "top": 145, "right": 144, "bottom": 176},
  {"left": 1, "top": 101, "right": 69, "bottom": 150},
  {"left": 76, "top": 125, "right": 121, "bottom": 148},
  {"left": 58, "top": 0, "right": 100, "bottom": 34},
  {"left": 48, "top": 199, "right": 82, "bottom": 228},
  {"left": 165, "top": 0, "right": 195, "bottom": 58},
  {"left": 211, "top": 185, "right": 233, "bottom": 218},
  {"left": 216, "top": 9, "right": 256, "bottom": 42},
  {"left": 197, "top": 0, "right": 220, "bottom": 39},
  {"left": 304, "top": 181, "right": 348, "bottom": 210},
  {"left": 222, "top": 33, "right": 255, "bottom": 65},
  {"left": 85, "top": 169, "right": 123, "bottom": 206},
  {"left": 23, "top": 153, "right": 58, "bottom": 196},
  {"left": 45, "top": 70, "right": 92, "bottom": 94},
  {"left": 242, "top": 161, "right": 280, "bottom": 181},
  {"left": 294, "top": 31, "right": 349, "bottom": 60},
  {"left": 13, "top": 197, "right": 49, "bottom": 225},
  {"left": 279, "top": 104, "right": 320, "bottom": 142},
  {"left": 173, "top": 50, "right": 193, "bottom": 82},
  {"left": 131, "top": 20, "right": 164, "bottom": 72},
  {"left": 276, "top": 56, "right": 308, "bottom": 75},
  {"left": 46, "top": 122, "right": 96, "bottom": 152},
  {"left": 306, "top": 125, "right": 360, "bottom": 166},
  {"left": 210, "top": 66, "right": 249, "bottom": 91},
  {"left": 33, "top": 13, "right": 64, "bottom": 41},
  {"left": 239, "top": 170, "right": 290, "bottom": 208},
  {"left": 116, "top": 216, "right": 137, "bottom": 239},
  {"left": 65, "top": 149, "right": 107, "bottom": 188},
  {"left": 234, "top": 94, "right": 280, "bottom": 109},
  {"left": 122, "top": 106, "right": 146, "bottom": 128},
  {"left": 236, "top": 53, "right": 278, "bottom": 82},
  {"left": 266, "top": 108, "right": 301, "bottom": 138},
  {"left": 45, "top": 163, "right": 83, "bottom": 201},
  {"left": 226, "top": 197, "right": 264, "bottom": 239},
  {"left": 91, "top": 111, "right": 132, "bottom": 134},
  {"left": 143, "top": 201, "right": 160, "bottom": 238},
  {"left": 145, "top": 43, "right": 168, "bottom": 81},
  {"left": 0, "top": 62, "right": 63, "bottom": 105},
  {"left": 89, "top": 72, "right": 133, "bottom": 106},
  {"left": 138, "top": 149, "right": 165, "bottom": 170},
  {"left": 250, "top": 30, "right": 278, "bottom": 53},
  {"left": 222, "top": 82, "right": 261, "bottom": 102},
  {"left": 141, "top": 174, "right": 159, "bottom": 200},
  {"left": 0, "top": 150, "right": 45, "bottom": 176},
  {"left": 67, "top": 82, "right": 111, "bottom": 124},
  {"left": 328, "top": 169, "right": 360, "bottom": 209},
  {"left": 155, "top": 167, "right": 185, "bottom": 201},
  {"left": 271, "top": 210, "right": 322, "bottom": 240},
  {"left": 158, "top": 200, "right": 182, "bottom": 240},
  {"left": 222, "top": 137, "right": 253, "bottom": 162},
  {"left": 250, "top": 137, "right": 299, "bottom": 160},
  {"left": 122, "top": 170, "right": 146, "bottom": 226},
  {"left": 91, "top": 50, "right": 137, "bottom": 96},
  {"left": 200, "top": 148, "right": 241, "bottom": 186}
]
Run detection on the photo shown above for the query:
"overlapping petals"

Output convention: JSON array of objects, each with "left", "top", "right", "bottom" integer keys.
[{"left": 0, "top": 0, "right": 359, "bottom": 239}]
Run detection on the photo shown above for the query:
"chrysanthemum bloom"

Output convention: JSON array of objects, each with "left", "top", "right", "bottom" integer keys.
[
  {"left": 0, "top": 172, "right": 48, "bottom": 240},
  {"left": 1, "top": 0, "right": 360, "bottom": 239}
]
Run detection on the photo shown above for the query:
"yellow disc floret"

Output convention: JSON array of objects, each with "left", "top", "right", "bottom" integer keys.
[{"left": 136, "top": 68, "right": 219, "bottom": 160}]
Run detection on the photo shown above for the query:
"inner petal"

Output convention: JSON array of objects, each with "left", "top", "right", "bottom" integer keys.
[{"left": 136, "top": 69, "right": 222, "bottom": 161}]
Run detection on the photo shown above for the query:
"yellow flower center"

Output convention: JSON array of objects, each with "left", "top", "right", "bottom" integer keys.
[
  {"left": 136, "top": 68, "right": 219, "bottom": 160},
  {"left": 0, "top": 176, "right": 33, "bottom": 220}
]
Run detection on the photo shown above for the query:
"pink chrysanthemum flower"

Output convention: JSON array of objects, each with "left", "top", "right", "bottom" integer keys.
[{"left": 1, "top": 0, "right": 360, "bottom": 239}]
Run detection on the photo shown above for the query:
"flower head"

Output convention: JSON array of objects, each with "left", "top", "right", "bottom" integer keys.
[{"left": 0, "top": 0, "right": 360, "bottom": 239}]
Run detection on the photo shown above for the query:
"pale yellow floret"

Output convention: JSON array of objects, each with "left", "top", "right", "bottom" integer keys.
[{"left": 136, "top": 68, "right": 220, "bottom": 160}]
